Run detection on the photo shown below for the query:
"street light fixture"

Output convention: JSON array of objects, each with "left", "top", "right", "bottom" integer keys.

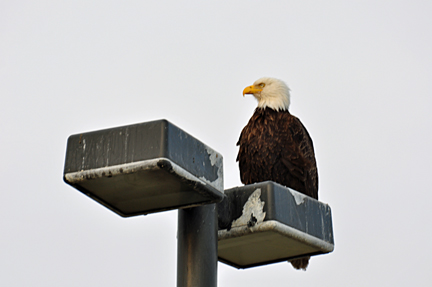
[{"left": 63, "top": 119, "right": 334, "bottom": 287}]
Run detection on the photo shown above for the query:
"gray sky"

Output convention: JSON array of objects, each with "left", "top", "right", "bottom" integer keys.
[{"left": 1, "top": 1, "right": 432, "bottom": 286}]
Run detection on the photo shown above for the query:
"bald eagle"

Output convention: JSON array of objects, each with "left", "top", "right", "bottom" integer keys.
[{"left": 237, "top": 77, "right": 318, "bottom": 270}]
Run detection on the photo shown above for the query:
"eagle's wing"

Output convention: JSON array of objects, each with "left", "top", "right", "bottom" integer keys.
[{"left": 279, "top": 116, "right": 318, "bottom": 199}]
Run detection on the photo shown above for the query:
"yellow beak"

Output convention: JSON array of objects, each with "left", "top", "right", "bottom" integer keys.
[{"left": 243, "top": 85, "right": 263, "bottom": 96}]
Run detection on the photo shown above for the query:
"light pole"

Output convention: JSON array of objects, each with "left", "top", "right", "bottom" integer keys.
[
  {"left": 64, "top": 120, "right": 223, "bottom": 287},
  {"left": 63, "top": 119, "right": 334, "bottom": 286}
]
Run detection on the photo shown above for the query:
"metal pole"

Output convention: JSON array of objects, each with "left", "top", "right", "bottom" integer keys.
[{"left": 177, "top": 203, "right": 217, "bottom": 287}]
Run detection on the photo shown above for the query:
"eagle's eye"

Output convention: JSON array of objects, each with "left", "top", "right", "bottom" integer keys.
[{"left": 258, "top": 83, "right": 265, "bottom": 88}]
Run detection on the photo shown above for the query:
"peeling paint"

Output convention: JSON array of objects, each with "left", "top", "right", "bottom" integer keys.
[
  {"left": 199, "top": 161, "right": 223, "bottom": 191},
  {"left": 65, "top": 158, "right": 221, "bottom": 193},
  {"left": 197, "top": 146, "right": 224, "bottom": 191},
  {"left": 206, "top": 147, "right": 219, "bottom": 166},
  {"left": 218, "top": 220, "right": 335, "bottom": 254},
  {"left": 81, "top": 138, "right": 86, "bottom": 169},
  {"left": 231, "top": 188, "right": 266, "bottom": 228},
  {"left": 290, "top": 189, "right": 306, "bottom": 205},
  {"left": 199, "top": 172, "right": 223, "bottom": 192}
]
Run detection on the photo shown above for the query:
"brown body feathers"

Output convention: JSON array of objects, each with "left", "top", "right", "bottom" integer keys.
[{"left": 237, "top": 107, "right": 318, "bottom": 199}]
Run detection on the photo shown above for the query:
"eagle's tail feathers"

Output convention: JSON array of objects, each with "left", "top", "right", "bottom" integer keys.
[{"left": 289, "top": 256, "right": 310, "bottom": 270}]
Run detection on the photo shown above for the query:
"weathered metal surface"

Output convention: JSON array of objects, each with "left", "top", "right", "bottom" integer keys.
[
  {"left": 63, "top": 119, "right": 224, "bottom": 217},
  {"left": 217, "top": 181, "right": 334, "bottom": 269},
  {"left": 177, "top": 204, "right": 218, "bottom": 287}
]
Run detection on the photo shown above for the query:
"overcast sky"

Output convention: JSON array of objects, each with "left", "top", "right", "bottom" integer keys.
[{"left": 1, "top": 1, "right": 432, "bottom": 286}]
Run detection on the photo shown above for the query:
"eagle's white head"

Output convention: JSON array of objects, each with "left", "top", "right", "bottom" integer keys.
[{"left": 243, "top": 77, "right": 290, "bottom": 111}]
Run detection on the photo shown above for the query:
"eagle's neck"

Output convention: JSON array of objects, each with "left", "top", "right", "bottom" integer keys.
[
  {"left": 255, "top": 107, "right": 290, "bottom": 117},
  {"left": 256, "top": 94, "right": 290, "bottom": 111}
]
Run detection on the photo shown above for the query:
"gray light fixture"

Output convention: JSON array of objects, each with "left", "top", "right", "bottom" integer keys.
[
  {"left": 63, "top": 119, "right": 224, "bottom": 217},
  {"left": 217, "top": 181, "right": 334, "bottom": 268}
]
